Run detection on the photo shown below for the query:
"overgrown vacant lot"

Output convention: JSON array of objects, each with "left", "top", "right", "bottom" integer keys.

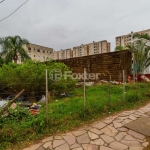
[{"left": 1, "top": 83, "right": 150, "bottom": 150}]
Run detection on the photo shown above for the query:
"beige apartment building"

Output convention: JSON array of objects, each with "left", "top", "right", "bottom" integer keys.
[
  {"left": 22, "top": 43, "right": 53, "bottom": 62},
  {"left": 54, "top": 48, "right": 72, "bottom": 60},
  {"left": 72, "top": 44, "right": 89, "bottom": 58},
  {"left": 52, "top": 51, "right": 59, "bottom": 60},
  {"left": 89, "top": 40, "right": 110, "bottom": 55},
  {"left": 116, "top": 29, "right": 150, "bottom": 47}
]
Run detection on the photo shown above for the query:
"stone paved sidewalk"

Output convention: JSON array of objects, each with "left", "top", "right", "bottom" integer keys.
[{"left": 23, "top": 104, "right": 150, "bottom": 150}]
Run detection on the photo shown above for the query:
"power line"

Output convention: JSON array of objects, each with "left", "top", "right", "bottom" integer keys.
[
  {"left": 0, "top": 0, "right": 29, "bottom": 22},
  {"left": 0, "top": 0, "right": 5, "bottom": 3}
]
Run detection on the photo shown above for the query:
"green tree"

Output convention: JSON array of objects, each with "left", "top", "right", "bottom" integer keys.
[
  {"left": 126, "top": 40, "right": 150, "bottom": 74},
  {"left": 0, "top": 56, "right": 4, "bottom": 66},
  {"left": 133, "top": 33, "right": 150, "bottom": 40},
  {"left": 115, "top": 46, "right": 124, "bottom": 51},
  {"left": 0, "top": 36, "right": 30, "bottom": 63}
]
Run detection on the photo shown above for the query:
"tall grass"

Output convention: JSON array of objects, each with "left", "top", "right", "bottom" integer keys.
[{"left": 1, "top": 83, "right": 150, "bottom": 150}]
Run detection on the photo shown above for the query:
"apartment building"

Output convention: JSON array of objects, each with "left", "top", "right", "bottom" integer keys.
[
  {"left": 55, "top": 48, "right": 72, "bottom": 60},
  {"left": 23, "top": 43, "right": 53, "bottom": 62},
  {"left": 73, "top": 44, "right": 89, "bottom": 58},
  {"left": 89, "top": 40, "right": 110, "bottom": 55},
  {"left": 52, "top": 51, "right": 59, "bottom": 60},
  {"left": 116, "top": 29, "right": 150, "bottom": 47}
]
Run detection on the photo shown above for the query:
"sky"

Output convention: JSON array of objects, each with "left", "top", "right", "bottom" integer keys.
[{"left": 0, "top": 0, "right": 150, "bottom": 51}]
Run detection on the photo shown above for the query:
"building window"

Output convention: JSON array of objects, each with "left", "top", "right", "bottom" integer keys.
[
  {"left": 37, "top": 49, "right": 40, "bottom": 52},
  {"left": 28, "top": 47, "right": 31, "bottom": 52},
  {"left": 34, "top": 55, "right": 35, "bottom": 57},
  {"left": 43, "top": 50, "right": 45, "bottom": 53},
  {"left": 28, "top": 54, "right": 31, "bottom": 58},
  {"left": 37, "top": 56, "right": 40, "bottom": 60}
]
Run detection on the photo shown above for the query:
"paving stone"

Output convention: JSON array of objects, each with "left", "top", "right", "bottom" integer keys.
[
  {"left": 137, "top": 110, "right": 145, "bottom": 114},
  {"left": 113, "top": 121, "right": 123, "bottom": 128},
  {"left": 72, "top": 130, "right": 87, "bottom": 137},
  {"left": 109, "top": 124, "right": 113, "bottom": 127},
  {"left": 117, "top": 127, "right": 128, "bottom": 132},
  {"left": 43, "top": 141, "right": 52, "bottom": 148},
  {"left": 89, "top": 128, "right": 103, "bottom": 135},
  {"left": 100, "top": 146, "right": 114, "bottom": 150},
  {"left": 115, "top": 132, "right": 126, "bottom": 141},
  {"left": 42, "top": 136, "right": 53, "bottom": 143},
  {"left": 129, "top": 146, "right": 144, "bottom": 150},
  {"left": 135, "top": 112, "right": 148, "bottom": 117},
  {"left": 119, "top": 113, "right": 129, "bottom": 117},
  {"left": 84, "top": 126, "right": 93, "bottom": 131},
  {"left": 102, "top": 125, "right": 118, "bottom": 137},
  {"left": 92, "top": 122, "right": 107, "bottom": 130},
  {"left": 88, "top": 132, "right": 99, "bottom": 140},
  {"left": 109, "top": 141, "right": 128, "bottom": 150},
  {"left": 121, "top": 139, "right": 142, "bottom": 147},
  {"left": 55, "top": 136, "right": 62, "bottom": 140},
  {"left": 124, "top": 110, "right": 135, "bottom": 114},
  {"left": 142, "top": 142, "right": 149, "bottom": 147},
  {"left": 65, "top": 132, "right": 75, "bottom": 136},
  {"left": 136, "top": 138, "right": 144, "bottom": 143},
  {"left": 91, "top": 138, "right": 105, "bottom": 146},
  {"left": 63, "top": 135, "right": 76, "bottom": 145},
  {"left": 72, "top": 147, "right": 83, "bottom": 150},
  {"left": 22, "top": 143, "right": 43, "bottom": 150},
  {"left": 82, "top": 144, "right": 98, "bottom": 150},
  {"left": 55, "top": 143, "right": 69, "bottom": 150},
  {"left": 132, "top": 114, "right": 141, "bottom": 118},
  {"left": 122, "top": 119, "right": 132, "bottom": 124},
  {"left": 123, "top": 135, "right": 135, "bottom": 141},
  {"left": 70, "top": 143, "right": 81, "bottom": 149},
  {"left": 113, "top": 119, "right": 123, "bottom": 123},
  {"left": 128, "top": 130, "right": 145, "bottom": 140},
  {"left": 103, "top": 119, "right": 113, "bottom": 124},
  {"left": 128, "top": 115, "right": 137, "bottom": 120},
  {"left": 100, "top": 135, "right": 115, "bottom": 144},
  {"left": 104, "top": 143, "right": 108, "bottom": 146},
  {"left": 140, "top": 108, "right": 150, "bottom": 112},
  {"left": 36, "top": 146, "right": 45, "bottom": 150},
  {"left": 53, "top": 140, "right": 66, "bottom": 148},
  {"left": 76, "top": 133, "right": 90, "bottom": 144}
]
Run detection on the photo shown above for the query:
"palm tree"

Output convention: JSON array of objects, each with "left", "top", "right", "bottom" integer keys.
[
  {"left": 134, "top": 40, "right": 150, "bottom": 74},
  {"left": 126, "top": 40, "right": 150, "bottom": 74},
  {"left": 0, "top": 56, "right": 4, "bottom": 66},
  {"left": 0, "top": 36, "right": 30, "bottom": 63}
]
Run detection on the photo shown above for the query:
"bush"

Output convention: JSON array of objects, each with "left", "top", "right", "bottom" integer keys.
[{"left": 0, "top": 60, "right": 76, "bottom": 99}]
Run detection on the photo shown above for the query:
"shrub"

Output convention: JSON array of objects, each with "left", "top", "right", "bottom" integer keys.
[{"left": 0, "top": 60, "right": 76, "bottom": 99}]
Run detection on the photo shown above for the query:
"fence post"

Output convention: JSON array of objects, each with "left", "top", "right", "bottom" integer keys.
[
  {"left": 46, "top": 69, "right": 48, "bottom": 125},
  {"left": 123, "top": 70, "right": 125, "bottom": 101},
  {"left": 84, "top": 68, "right": 86, "bottom": 111},
  {"left": 108, "top": 75, "right": 111, "bottom": 107}
]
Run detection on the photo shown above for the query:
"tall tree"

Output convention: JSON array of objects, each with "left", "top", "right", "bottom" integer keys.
[
  {"left": 126, "top": 40, "right": 150, "bottom": 74},
  {"left": 0, "top": 36, "right": 30, "bottom": 63}
]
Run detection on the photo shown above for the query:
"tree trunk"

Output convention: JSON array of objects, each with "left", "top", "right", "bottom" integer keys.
[{"left": 13, "top": 51, "right": 18, "bottom": 64}]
